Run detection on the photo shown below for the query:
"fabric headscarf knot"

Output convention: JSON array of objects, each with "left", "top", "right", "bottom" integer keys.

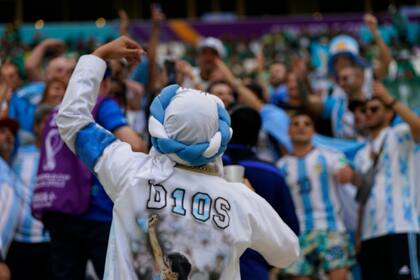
[{"left": 148, "top": 84, "right": 232, "bottom": 166}]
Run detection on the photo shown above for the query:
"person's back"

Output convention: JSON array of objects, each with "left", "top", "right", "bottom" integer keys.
[
  {"left": 101, "top": 161, "right": 297, "bottom": 279},
  {"left": 224, "top": 106, "right": 300, "bottom": 280},
  {"left": 56, "top": 37, "right": 299, "bottom": 280},
  {"left": 225, "top": 152, "right": 300, "bottom": 279}
]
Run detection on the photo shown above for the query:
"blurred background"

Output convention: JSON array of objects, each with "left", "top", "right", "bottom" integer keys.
[
  {"left": 0, "top": 2, "right": 420, "bottom": 280},
  {"left": 1, "top": 0, "right": 419, "bottom": 107}
]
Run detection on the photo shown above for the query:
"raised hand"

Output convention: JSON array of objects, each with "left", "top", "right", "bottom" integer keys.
[
  {"left": 118, "top": 9, "right": 130, "bottom": 36},
  {"left": 151, "top": 3, "right": 165, "bottom": 23},
  {"left": 92, "top": 36, "right": 144, "bottom": 65},
  {"left": 41, "top": 38, "right": 66, "bottom": 54},
  {"left": 176, "top": 60, "right": 194, "bottom": 80},
  {"left": 364, "top": 14, "right": 378, "bottom": 33},
  {"left": 372, "top": 81, "right": 394, "bottom": 105},
  {"left": 148, "top": 214, "right": 158, "bottom": 230},
  {"left": 214, "top": 58, "right": 236, "bottom": 85}
]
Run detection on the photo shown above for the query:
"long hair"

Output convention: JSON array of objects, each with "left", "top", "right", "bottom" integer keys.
[{"left": 167, "top": 253, "right": 192, "bottom": 280}]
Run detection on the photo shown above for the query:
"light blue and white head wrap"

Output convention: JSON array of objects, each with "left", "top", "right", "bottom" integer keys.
[{"left": 148, "top": 84, "right": 232, "bottom": 167}]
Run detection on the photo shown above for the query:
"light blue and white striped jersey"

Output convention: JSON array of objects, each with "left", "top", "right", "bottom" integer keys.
[
  {"left": 414, "top": 145, "right": 420, "bottom": 225},
  {"left": 0, "top": 157, "right": 24, "bottom": 255},
  {"left": 16, "top": 81, "right": 46, "bottom": 105},
  {"left": 322, "top": 78, "right": 372, "bottom": 140},
  {"left": 323, "top": 95, "right": 354, "bottom": 139},
  {"left": 277, "top": 147, "right": 348, "bottom": 233},
  {"left": 12, "top": 144, "right": 50, "bottom": 243},
  {"left": 354, "top": 124, "right": 419, "bottom": 241}
]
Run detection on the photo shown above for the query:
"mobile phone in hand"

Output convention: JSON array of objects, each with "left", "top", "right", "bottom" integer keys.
[{"left": 164, "top": 59, "right": 177, "bottom": 85}]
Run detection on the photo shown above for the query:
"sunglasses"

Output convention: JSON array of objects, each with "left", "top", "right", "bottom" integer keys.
[{"left": 361, "top": 105, "right": 381, "bottom": 114}]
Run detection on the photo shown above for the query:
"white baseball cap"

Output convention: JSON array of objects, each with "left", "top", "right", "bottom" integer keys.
[{"left": 197, "top": 37, "right": 226, "bottom": 58}]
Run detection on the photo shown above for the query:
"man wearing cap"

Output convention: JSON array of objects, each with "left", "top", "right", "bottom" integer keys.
[
  {"left": 192, "top": 36, "right": 227, "bottom": 90},
  {"left": 319, "top": 14, "right": 392, "bottom": 140},
  {"left": 56, "top": 36, "right": 299, "bottom": 279},
  {"left": 322, "top": 63, "right": 369, "bottom": 140}
]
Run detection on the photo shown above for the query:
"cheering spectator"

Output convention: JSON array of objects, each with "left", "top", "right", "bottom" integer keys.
[
  {"left": 214, "top": 57, "right": 292, "bottom": 158},
  {"left": 55, "top": 36, "right": 299, "bottom": 279},
  {"left": 277, "top": 112, "right": 355, "bottom": 280},
  {"left": 353, "top": 81, "right": 420, "bottom": 280}
]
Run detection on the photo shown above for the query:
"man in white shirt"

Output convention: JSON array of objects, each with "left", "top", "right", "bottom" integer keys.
[
  {"left": 353, "top": 81, "right": 420, "bottom": 280},
  {"left": 56, "top": 36, "right": 299, "bottom": 280},
  {"left": 277, "top": 112, "right": 354, "bottom": 280}
]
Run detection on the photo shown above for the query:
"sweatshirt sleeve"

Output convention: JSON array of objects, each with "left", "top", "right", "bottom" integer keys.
[
  {"left": 56, "top": 55, "right": 147, "bottom": 200},
  {"left": 249, "top": 193, "right": 300, "bottom": 268}
]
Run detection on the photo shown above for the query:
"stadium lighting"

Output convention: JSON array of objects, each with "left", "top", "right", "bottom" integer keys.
[
  {"left": 35, "top": 19, "right": 44, "bottom": 30},
  {"left": 96, "top": 17, "right": 106, "bottom": 28}
]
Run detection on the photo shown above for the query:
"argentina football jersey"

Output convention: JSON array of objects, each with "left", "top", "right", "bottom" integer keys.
[
  {"left": 277, "top": 147, "right": 347, "bottom": 233},
  {"left": 354, "top": 124, "right": 419, "bottom": 241}
]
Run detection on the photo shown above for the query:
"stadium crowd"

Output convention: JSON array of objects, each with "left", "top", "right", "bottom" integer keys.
[{"left": 0, "top": 5, "right": 420, "bottom": 280}]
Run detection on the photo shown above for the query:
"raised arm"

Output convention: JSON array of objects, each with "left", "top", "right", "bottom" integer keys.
[
  {"left": 214, "top": 58, "right": 264, "bottom": 112},
  {"left": 118, "top": 9, "right": 130, "bottom": 37},
  {"left": 25, "top": 39, "right": 66, "bottom": 82},
  {"left": 255, "top": 51, "right": 270, "bottom": 102},
  {"left": 147, "top": 4, "right": 165, "bottom": 94},
  {"left": 373, "top": 81, "right": 420, "bottom": 142},
  {"left": 57, "top": 37, "right": 146, "bottom": 199},
  {"left": 364, "top": 14, "right": 393, "bottom": 80},
  {"left": 147, "top": 215, "right": 165, "bottom": 268}
]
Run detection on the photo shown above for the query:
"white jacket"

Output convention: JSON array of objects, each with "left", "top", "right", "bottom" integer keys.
[{"left": 57, "top": 55, "right": 299, "bottom": 280}]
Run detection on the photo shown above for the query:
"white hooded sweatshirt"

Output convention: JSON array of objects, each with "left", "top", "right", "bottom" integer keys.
[{"left": 57, "top": 54, "right": 299, "bottom": 280}]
